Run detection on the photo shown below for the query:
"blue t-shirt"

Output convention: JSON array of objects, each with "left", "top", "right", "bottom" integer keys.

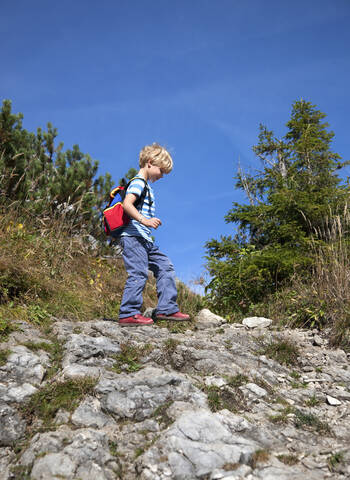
[{"left": 120, "top": 176, "right": 155, "bottom": 242}]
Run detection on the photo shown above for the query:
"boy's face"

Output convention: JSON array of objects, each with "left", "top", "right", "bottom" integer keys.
[{"left": 148, "top": 161, "right": 165, "bottom": 182}]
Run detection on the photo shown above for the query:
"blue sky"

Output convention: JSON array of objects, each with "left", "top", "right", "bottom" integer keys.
[{"left": 2, "top": 0, "right": 350, "bottom": 291}]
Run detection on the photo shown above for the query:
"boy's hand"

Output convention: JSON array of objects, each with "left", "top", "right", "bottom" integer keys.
[{"left": 142, "top": 217, "right": 162, "bottom": 229}]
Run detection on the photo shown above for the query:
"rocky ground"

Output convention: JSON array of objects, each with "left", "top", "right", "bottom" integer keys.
[{"left": 1, "top": 308, "right": 350, "bottom": 479}]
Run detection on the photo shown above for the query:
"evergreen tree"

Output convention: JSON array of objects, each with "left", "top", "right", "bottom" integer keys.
[
  {"left": 0, "top": 100, "right": 114, "bottom": 236},
  {"left": 205, "top": 100, "right": 349, "bottom": 314}
]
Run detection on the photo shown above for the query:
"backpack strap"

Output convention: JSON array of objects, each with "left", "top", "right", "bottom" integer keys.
[{"left": 126, "top": 176, "right": 153, "bottom": 211}]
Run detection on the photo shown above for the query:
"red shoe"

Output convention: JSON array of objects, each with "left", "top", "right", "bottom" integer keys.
[
  {"left": 156, "top": 311, "right": 190, "bottom": 321},
  {"left": 118, "top": 314, "right": 154, "bottom": 327}
]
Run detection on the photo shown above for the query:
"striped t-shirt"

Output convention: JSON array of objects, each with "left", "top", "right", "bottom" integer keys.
[{"left": 120, "top": 176, "right": 155, "bottom": 242}]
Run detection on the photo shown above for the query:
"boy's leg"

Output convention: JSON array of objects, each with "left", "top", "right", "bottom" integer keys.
[
  {"left": 148, "top": 244, "right": 179, "bottom": 315},
  {"left": 119, "top": 237, "right": 149, "bottom": 319}
]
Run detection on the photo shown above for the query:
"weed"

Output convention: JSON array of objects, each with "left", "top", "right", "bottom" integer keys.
[
  {"left": 109, "top": 441, "right": 119, "bottom": 457},
  {"left": 134, "top": 447, "right": 144, "bottom": 458},
  {"left": 328, "top": 451, "right": 344, "bottom": 472},
  {"left": 112, "top": 342, "right": 153, "bottom": 374},
  {"left": 226, "top": 374, "right": 249, "bottom": 388},
  {"left": 0, "top": 316, "right": 17, "bottom": 341},
  {"left": 290, "top": 370, "right": 301, "bottom": 380},
  {"left": 152, "top": 401, "right": 174, "bottom": 427},
  {"left": 250, "top": 449, "right": 270, "bottom": 468},
  {"left": 204, "top": 384, "right": 246, "bottom": 413},
  {"left": 253, "top": 376, "right": 275, "bottom": 395},
  {"left": 277, "top": 454, "right": 299, "bottom": 465},
  {"left": 21, "top": 377, "right": 97, "bottom": 426},
  {"left": 222, "top": 463, "right": 240, "bottom": 471},
  {"left": 163, "top": 338, "right": 180, "bottom": 355},
  {"left": 305, "top": 394, "right": 320, "bottom": 407},
  {"left": 294, "top": 409, "right": 332, "bottom": 434},
  {"left": 23, "top": 341, "right": 53, "bottom": 353},
  {"left": 216, "top": 328, "right": 225, "bottom": 334},
  {"left": 9, "top": 465, "right": 31, "bottom": 480},
  {"left": 0, "top": 348, "right": 11, "bottom": 366},
  {"left": 268, "top": 406, "right": 295, "bottom": 424},
  {"left": 257, "top": 336, "right": 299, "bottom": 366}
]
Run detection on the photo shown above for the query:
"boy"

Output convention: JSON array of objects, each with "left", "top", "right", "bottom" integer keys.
[{"left": 118, "top": 143, "right": 190, "bottom": 326}]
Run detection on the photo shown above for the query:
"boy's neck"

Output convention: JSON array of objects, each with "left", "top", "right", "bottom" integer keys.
[{"left": 138, "top": 167, "right": 148, "bottom": 181}]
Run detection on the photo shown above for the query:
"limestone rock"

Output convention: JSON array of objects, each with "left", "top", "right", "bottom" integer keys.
[
  {"left": 194, "top": 309, "right": 226, "bottom": 329},
  {"left": 326, "top": 395, "right": 342, "bottom": 406},
  {"left": 96, "top": 366, "right": 207, "bottom": 420},
  {"left": 242, "top": 317, "right": 273, "bottom": 329},
  {"left": 0, "top": 402, "right": 26, "bottom": 446}
]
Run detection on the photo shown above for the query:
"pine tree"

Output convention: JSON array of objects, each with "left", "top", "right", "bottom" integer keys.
[{"left": 205, "top": 100, "right": 349, "bottom": 314}]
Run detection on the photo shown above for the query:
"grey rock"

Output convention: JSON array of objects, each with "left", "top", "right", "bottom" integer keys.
[
  {"left": 0, "top": 346, "right": 48, "bottom": 386},
  {"left": 20, "top": 427, "right": 118, "bottom": 479},
  {"left": 63, "top": 334, "right": 120, "bottom": 368},
  {"left": 0, "top": 382, "right": 38, "bottom": 403},
  {"left": 242, "top": 317, "right": 273, "bottom": 329},
  {"left": 326, "top": 395, "right": 342, "bottom": 406},
  {"left": 138, "top": 409, "right": 260, "bottom": 479},
  {"left": 0, "top": 403, "right": 26, "bottom": 446},
  {"left": 244, "top": 383, "right": 268, "bottom": 398},
  {"left": 0, "top": 447, "right": 16, "bottom": 480},
  {"left": 62, "top": 364, "right": 102, "bottom": 379},
  {"left": 71, "top": 396, "right": 117, "bottom": 428},
  {"left": 194, "top": 309, "right": 227, "bottom": 329},
  {"left": 96, "top": 366, "right": 207, "bottom": 420}
]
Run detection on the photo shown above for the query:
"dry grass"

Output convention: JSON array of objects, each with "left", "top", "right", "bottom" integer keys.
[
  {"left": 247, "top": 208, "right": 350, "bottom": 349},
  {"left": 0, "top": 207, "right": 201, "bottom": 331}
]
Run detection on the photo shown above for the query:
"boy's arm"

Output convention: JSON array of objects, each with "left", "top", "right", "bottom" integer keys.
[{"left": 123, "top": 194, "right": 162, "bottom": 229}]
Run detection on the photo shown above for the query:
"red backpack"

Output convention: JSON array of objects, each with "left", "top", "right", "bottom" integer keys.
[{"left": 102, "top": 177, "right": 148, "bottom": 236}]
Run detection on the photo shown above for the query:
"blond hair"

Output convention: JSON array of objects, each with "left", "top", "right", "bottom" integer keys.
[{"left": 139, "top": 143, "right": 173, "bottom": 173}]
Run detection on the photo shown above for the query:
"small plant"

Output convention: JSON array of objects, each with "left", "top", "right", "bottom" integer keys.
[
  {"left": 328, "top": 451, "right": 344, "bottom": 472},
  {"left": 109, "top": 441, "right": 119, "bottom": 457},
  {"left": 0, "top": 348, "right": 11, "bottom": 366},
  {"left": 152, "top": 401, "right": 174, "bottom": 427},
  {"left": 268, "top": 406, "right": 295, "bottom": 424},
  {"left": 257, "top": 336, "right": 300, "bottom": 366},
  {"left": 204, "top": 384, "right": 246, "bottom": 413},
  {"left": 305, "top": 394, "right": 320, "bottom": 407},
  {"left": 253, "top": 376, "right": 275, "bottom": 395},
  {"left": 112, "top": 342, "right": 153, "bottom": 374},
  {"left": 163, "top": 338, "right": 180, "bottom": 355},
  {"left": 227, "top": 374, "right": 249, "bottom": 388},
  {"left": 278, "top": 454, "right": 299, "bottom": 465},
  {"left": 216, "top": 328, "right": 225, "bottom": 334},
  {"left": 250, "top": 449, "right": 270, "bottom": 468},
  {"left": 21, "top": 377, "right": 97, "bottom": 425},
  {"left": 0, "top": 316, "right": 17, "bottom": 341},
  {"left": 294, "top": 409, "right": 332, "bottom": 434},
  {"left": 290, "top": 370, "right": 301, "bottom": 380}
]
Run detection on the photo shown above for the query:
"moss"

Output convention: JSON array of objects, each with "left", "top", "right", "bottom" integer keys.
[
  {"left": 112, "top": 342, "right": 153, "bottom": 374},
  {"left": 21, "top": 377, "right": 97, "bottom": 426},
  {"left": 0, "top": 348, "right": 11, "bottom": 366}
]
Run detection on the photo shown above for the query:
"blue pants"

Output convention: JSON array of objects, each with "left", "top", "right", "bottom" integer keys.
[{"left": 119, "top": 236, "right": 179, "bottom": 319}]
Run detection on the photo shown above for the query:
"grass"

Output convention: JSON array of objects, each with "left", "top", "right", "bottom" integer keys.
[
  {"left": 328, "top": 452, "right": 344, "bottom": 472},
  {"left": 250, "top": 449, "right": 270, "bottom": 468},
  {"left": 269, "top": 406, "right": 332, "bottom": 434},
  {"left": 0, "top": 348, "right": 11, "bottom": 366},
  {"left": 226, "top": 374, "right": 249, "bottom": 388},
  {"left": 0, "top": 210, "right": 203, "bottom": 328},
  {"left": 21, "top": 377, "right": 97, "bottom": 426},
  {"left": 203, "top": 384, "right": 247, "bottom": 413},
  {"left": 257, "top": 336, "right": 300, "bottom": 366},
  {"left": 277, "top": 454, "right": 299, "bottom": 465},
  {"left": 152, "top": 401, "right": 174, "bottom": 427},
  {"left": 0, "top": 315, "right": 18, "bottom": 341},
  {"left": 112, "top": 342, "right": 153, "bottom": 374}
]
